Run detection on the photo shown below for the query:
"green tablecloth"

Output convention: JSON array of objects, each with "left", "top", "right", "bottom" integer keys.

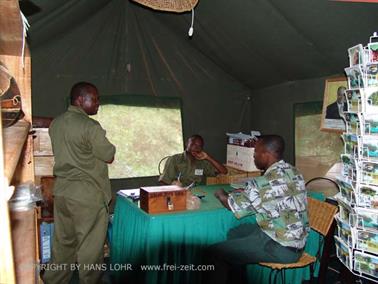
[{"left": 111, "top": 184, "right": 323, "bottom": 284}]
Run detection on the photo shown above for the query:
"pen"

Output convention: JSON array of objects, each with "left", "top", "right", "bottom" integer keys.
[
  {"left": 177, "top": 172, "right": 182, "bottom": 182},
  {"left": 186, "top": 181, "right": 195, "bottom": 189}
]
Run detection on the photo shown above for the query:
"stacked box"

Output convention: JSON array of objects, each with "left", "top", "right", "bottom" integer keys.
[{"left": 226, "top": 144, "right": 258, "bottom": 172}]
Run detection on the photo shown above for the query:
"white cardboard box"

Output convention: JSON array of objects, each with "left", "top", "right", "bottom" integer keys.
[{"left": 226, "top": 144, "right": 258, "bottom": 172}]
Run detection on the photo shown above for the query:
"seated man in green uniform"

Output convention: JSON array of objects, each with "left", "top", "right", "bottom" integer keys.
[
  {"left": 44, "top": 82, "right": 116, "bottom": 284},
  {"left": 159, "top": 134, "right": 228, "bottom": 187},
  {"left": 204, "top": 135, "right": 309, "bottom": 284}
]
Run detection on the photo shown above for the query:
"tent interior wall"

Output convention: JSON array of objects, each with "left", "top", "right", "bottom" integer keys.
[{"left": 25, "top": 0, "right": 378, "bottom": 190}]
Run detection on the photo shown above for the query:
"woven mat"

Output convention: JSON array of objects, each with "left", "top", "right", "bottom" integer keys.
[{"left": 131, "top": 0, "right": 198, "bottom": 12}]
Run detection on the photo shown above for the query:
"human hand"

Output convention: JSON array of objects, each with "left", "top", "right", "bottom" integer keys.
[
  {"left": 192, "top": 151, "right": 208, "bottom": 160},
  {"left": 172, "top": 180, "right": 183, "bottom": 187},
  {"left": 214, "top": 189, "right": 231, "bottom": 210},
  {"left": 214, "top": 189, "right": 228, "bottom": 200}
]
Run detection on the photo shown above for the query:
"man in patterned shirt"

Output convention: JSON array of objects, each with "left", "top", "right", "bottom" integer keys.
[{"left": 205, "top": 135, "right": 309, "bottom": 283}]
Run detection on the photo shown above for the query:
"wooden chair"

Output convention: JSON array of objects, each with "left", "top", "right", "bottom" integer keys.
[{"left": 259, "top": 197, "right": 338, "bottom": 283}]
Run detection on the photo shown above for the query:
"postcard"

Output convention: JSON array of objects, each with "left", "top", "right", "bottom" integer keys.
[
  {"left": 336, "top": 213, "right": 354, "bottom": 246},
  {"left": 345, "top": 113, "right": 361, "bottom": 135},
  {"left": 342, "top": 134, "right": 358, "bottom": 157},
  {"left": 341, "top": 154, "right": 357, "bottom": 181},
  {"left": 361, "top": 135, "right": 378, "bottom": 162},
  {"left": 363, "top": 114, "right": 378, "bottom": 136},
  {"left": 364, "top": 64, "right": 378, "bottom": 88},
  {"left": 348, "top": 44, "right": 365, "bottom": 66},
  {"left": 358, "top": 184, "right": 378, "bottom": 209},
  {"left": 353, "top": 207, "right": 378, "bottom": 231},
  {"left": 345, "top": 66, "right": 364, "bottom": 89},
  {"left": 361, "top": 161, "right": 378, "bottom": 186},
  {"left": 337, "top": 196, "right": 354, "bottom": 223},
  {"left": 356, "top": 229, "right": 378, "bottom": 255},
  {"left": 345, "top": 89, "right": 362, "bottom": 113},
  {"left": 364, "top": 46, "right": 370, "bottom": 65},
  {"left": 354, "top": 250, "right": 378, "bottom": 279},
  {"left": 336, "top": 177, "right": 356, "bottom": 204},
  {"left": 335, "top": 235, "right": 351, "bottom": 269},
  {"left": 364, "top": 87, "right": 378, "bottom": 114},
  {"left": 368, "top": 42, "right": 378, "bottom": 63}
]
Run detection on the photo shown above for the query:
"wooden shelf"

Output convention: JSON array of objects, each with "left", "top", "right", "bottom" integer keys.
[
  {"left": 0, "top": 2, "right": 35, "bottom": 283},
  {"left": 3, "top": 120, "right": 30, "bottom": 184},
  {"left": 11, "top": 208, "right": 36, "bottom": 284}
]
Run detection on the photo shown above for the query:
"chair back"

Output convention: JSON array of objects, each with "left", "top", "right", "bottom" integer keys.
[
  {"left": 307, "top": 197, "right": 338, "bottom": 237},
  {"left": 305, "top": 177, "right": 340, "bottom": 198},
  {"left": 158, "top": 156, "right": 170, "bottom": 175}
]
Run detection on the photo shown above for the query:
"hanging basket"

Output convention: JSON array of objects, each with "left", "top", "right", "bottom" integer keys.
[
  {"left": 0, "top": 62, "right": 24, "bottom": 128},
  {"left": 131, "top": 0, "right": 198, "bottom": 13}
]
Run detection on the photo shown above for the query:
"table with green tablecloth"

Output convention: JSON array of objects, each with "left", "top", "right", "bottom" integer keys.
[{"left": 111, "top": 184, "right": 323, "bottom": 284}]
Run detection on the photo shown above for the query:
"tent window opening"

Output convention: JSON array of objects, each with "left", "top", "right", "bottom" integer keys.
[{"left": 93, "top": 95, "right": 184, "bottom": 179}]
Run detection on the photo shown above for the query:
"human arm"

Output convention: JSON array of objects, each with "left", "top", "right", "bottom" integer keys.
[
  {"left": 224, "top": 179, "right": 263, "bottom": 219},
  {"left": 158, "top": 156, "right": 181, "bottom": 185},
  {"left": 89, "top": 122, "right": 116, "bottom": 163},
  {"left": 192, "top": 151, "right": 228, "bottom": 174},
  {"left": 214, "top": 188, "right": 246, "bottom": 211},
  {"left": 214, "top": 189, "right": 231, "bottom": 210}
]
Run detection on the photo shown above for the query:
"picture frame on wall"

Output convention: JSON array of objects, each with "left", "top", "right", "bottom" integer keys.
[{"left": 321, "top": 77, "right": 348, "bottom": 133}]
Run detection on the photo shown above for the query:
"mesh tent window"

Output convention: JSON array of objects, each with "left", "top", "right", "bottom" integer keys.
[{"left": 93, "top": 94, "right": 184, "bottom": 178}]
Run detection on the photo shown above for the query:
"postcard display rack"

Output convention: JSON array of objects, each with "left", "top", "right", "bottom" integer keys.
[{"left": 335, "top": 33, "right": 378, "bottom": 282}]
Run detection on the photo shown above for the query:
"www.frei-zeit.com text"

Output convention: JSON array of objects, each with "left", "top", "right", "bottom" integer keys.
[{"left": 36, "top": 263, "right": 215, "bottom": 272}]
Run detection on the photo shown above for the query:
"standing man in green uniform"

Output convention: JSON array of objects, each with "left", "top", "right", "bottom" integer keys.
[
  {"left": 44, "top": 82, "right": 116, "bottom": 284},
  {"left": 159, "top": 134, "right": 227, "bottom": 187}
]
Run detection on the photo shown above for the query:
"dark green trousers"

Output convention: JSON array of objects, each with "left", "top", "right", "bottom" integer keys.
[
  {"left": 203, "top": 223, "right": 302, "bottom": 284},
  {"left": 43, "top": 188, "right": 108, "bottom": 284}
]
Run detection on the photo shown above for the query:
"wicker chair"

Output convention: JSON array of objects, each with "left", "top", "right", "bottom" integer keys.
[{"left": 259, "top": 197, "right": 338, "bottom": 283}]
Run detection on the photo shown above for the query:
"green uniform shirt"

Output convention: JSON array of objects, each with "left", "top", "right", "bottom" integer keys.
[
  {"left": 159, "top": 152, "right": 217, "bottom": 187},
  {"left": 49, "top": 105, "right": 116, "bottom": 203}
]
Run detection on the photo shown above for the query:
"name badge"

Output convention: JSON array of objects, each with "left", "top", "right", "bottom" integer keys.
[{"left": 194, "top": 169, "right": 204, "bottom": 176}]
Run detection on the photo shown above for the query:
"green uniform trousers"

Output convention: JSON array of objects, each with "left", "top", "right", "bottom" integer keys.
[{"left": 43, "top": 190, "right": 108, "bottom": 284}]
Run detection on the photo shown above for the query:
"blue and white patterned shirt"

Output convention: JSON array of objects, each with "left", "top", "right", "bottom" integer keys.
[{"left": 228, "top": 160, "right": 309, "bottom": 249}]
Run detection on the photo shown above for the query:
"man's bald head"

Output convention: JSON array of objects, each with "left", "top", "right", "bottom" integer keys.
[
  {"left": 70, "top": 82, "right": 98, "bottom": 105},
  {"left": 337, "top": 86, "right": 346, "bottom": 104}
]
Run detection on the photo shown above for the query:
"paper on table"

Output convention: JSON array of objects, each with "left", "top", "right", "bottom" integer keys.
[{"left": 117, "top": 188, "right": 140, "bottom": 198}]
